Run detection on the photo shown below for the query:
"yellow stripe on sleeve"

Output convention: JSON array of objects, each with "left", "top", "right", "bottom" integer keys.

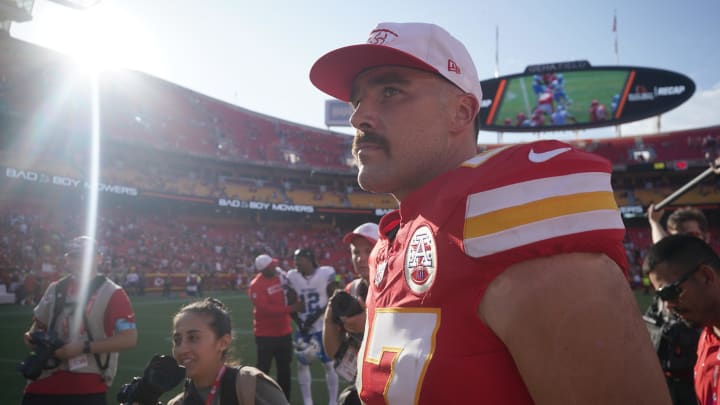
[{"left": 464, "top": 191, "right": 618, "bottom": 239}]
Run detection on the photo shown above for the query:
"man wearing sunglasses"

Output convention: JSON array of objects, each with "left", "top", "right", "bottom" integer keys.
[
  {"left": 644, "top": 206, "right": 709, "bottom": 405},
  {"left": 643, "top": 234, "right": 720, "bottom": 405}
]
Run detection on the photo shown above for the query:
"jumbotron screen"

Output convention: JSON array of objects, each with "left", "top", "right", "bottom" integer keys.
[{"left": 478, "top": 61, "right": 695, "bottom": 132}]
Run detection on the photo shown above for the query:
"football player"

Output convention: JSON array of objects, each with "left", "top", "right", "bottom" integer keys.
[
  {"left": 286, "top": 248, "right": 338, "bottom": 405},
  {"left": 310, "top": 21, "right": 670, "bottom": 404}
]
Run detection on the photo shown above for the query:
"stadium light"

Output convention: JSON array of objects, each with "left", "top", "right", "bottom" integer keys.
[{"left": 48, "top": 0, "right": 102, "bottom": 10}]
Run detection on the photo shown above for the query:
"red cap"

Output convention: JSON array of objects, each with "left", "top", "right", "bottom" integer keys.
[{"left": 342, "top": 222, "right": 379, "bottom": 245}]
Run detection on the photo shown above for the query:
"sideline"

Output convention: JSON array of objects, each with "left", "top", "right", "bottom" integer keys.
[{"left": 0, "top": 291, "right": 250, "bottom": 316}]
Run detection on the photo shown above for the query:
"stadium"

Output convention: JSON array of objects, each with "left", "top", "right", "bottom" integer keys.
[{"left": 1, "top": 2, "right": 720, "bottom": 405}]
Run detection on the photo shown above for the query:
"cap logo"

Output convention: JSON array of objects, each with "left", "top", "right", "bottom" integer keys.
[
  {"left": 447, "top": 59, "right": 461, "bottom": 74},
  {"left": 367, "top": 29, "right": 398, "bottom": 46}
]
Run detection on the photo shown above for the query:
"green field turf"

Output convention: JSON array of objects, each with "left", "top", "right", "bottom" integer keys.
[
  {"left": 0, "top": 290, "right": 656, "bottom": 404},
  {"left": 0, "top": 291, "right": 344, "bottom": 405},
  {"left": 496, "top": 70, "right": 629, "bottom": 126}
]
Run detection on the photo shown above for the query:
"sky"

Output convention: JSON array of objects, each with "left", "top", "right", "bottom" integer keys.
[{"left": 9, "top": 0, "right": 720, "bottom": 143}]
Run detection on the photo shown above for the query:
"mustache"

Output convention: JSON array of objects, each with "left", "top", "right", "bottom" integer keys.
[{"left": 352, "top": 131, "right": 389, "bottom": 156}]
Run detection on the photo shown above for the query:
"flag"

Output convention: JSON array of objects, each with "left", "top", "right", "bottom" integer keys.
[
  {"left": 613, "top": 10, "right": 619, "bottom": 64},
  {"left": 494, "top": 25, "right": 499, "bottom": 78},
  {"left": 613, "top": 12, "right": 617, "bottom": 32}
]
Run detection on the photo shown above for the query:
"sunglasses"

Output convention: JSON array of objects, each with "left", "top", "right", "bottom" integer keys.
[{"left": 655, "top": 264, "right": 703, "bottom": 302}]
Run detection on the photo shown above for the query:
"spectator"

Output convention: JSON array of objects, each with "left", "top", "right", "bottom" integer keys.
[{"left": 648, "top": 205, "right": 710, "bottom": 244}]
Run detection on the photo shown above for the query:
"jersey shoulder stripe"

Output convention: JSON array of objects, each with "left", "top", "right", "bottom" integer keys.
[{"left": 462, "top": 144, "right": 623, "bottom": 258}]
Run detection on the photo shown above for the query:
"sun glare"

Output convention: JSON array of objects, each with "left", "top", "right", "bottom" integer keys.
[{"left": 13, "top": 1, "right": 163, "bottom": 74}]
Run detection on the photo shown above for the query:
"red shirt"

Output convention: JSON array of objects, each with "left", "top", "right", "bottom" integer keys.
[
  {"left": 358, "top": 141, "right": 627, "bottom": 405},
  {"left": 249, "top": 273, "right": 293, "bottom": 337},
  {"left": 25, "top": 287, "right": 135, "bottom": 394},
  {"left": 695, "top": 327, "right": 720, "bottom": 405}
]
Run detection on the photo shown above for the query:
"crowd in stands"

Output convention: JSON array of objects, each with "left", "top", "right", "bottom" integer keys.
[
  {"left": 6, "top": 61, "right": 719, "bottom": 178},
  {"left": 3, "top": 194, "right": 719, "bottom": 307},
  {"left": 563, "top": 126, "right": 719, "bottom": 165},
  {"left": 0, "top": 202, "right": 361, "bottom": 305},
  {"left": 4, "top": 57, "right": 720, "bottom": 306}
]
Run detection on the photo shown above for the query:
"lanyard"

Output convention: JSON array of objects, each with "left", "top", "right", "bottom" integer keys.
[{"left": 205, "top": 365, "right": 227, "bottom": 405}]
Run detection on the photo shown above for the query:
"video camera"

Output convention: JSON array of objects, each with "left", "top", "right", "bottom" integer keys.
[
  {"left": 117, "top": 354, "right": 186, "bottom": 405},
  {"left": 17, "top": 330, "right": 65, "bottom": 380},
  {"left": 330, "top": 291, "right": 364, "bottom": 325}
]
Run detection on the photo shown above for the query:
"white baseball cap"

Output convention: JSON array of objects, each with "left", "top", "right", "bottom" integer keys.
[
  {"left": 310, "top": 22, "right": 482, "bottom": 104},
  {"left": 255, "top": 254, "right": 278, "bottom": 272},
  {"left": 65, "top": 235, "right": 99, "bottom": 256},
  {"left": 342, "top": 222, "right": 379, "bottom": 245}
]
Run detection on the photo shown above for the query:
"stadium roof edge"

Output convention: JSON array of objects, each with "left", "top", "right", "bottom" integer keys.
[{"left": 0, "top": 34, "right": 351, "bottom": 139}]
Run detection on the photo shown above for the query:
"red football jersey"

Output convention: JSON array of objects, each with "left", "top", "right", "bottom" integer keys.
[
  {"left": 357, "top": 140, "right": 627, "bottom": 405},
  {"left": 695, "top": 327, "right": 720, "bottom": 405}
]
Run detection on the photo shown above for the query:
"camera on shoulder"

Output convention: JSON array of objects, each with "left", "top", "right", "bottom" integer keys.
[
  {"left": 17, "top": 330, "right": 65, "bottom": 380},
  {"left": 116, "top": 354, "right": 186, "bottom": 405},
  {"left": 330, "top": 291, "right": 364, "bottom": 325}
]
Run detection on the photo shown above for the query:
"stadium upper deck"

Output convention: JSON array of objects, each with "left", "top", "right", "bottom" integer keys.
[{"left": 2, "top": 34, "right": 719, "bottom": 213}]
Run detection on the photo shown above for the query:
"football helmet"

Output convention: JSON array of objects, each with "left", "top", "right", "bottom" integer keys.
[{"left": 294, "top": 336, "right": 320, "bottom": 365}]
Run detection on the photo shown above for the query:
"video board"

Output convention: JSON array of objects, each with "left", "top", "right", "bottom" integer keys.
[{"left": 478, "top": 61, "right": 695, "bottom": 132}]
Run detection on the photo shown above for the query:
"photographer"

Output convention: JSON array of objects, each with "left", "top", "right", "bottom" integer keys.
[
  {"left": 167, "top": 298, "right": 288, "bottom": 405},
  {"left": 116, "top": 354, "right": 186, "bottom": 405},
  {"left": 20, "top": 236, "right": 137, "bottom": 405},
  {"left": 323, "top": 223, "right": 378, "bottom": 405},
  {"left": 644, "top": 296, "right": 701, "bottom": 405},
  {"left": 646, "top": 206, "right": 710, "bottom": 404}
]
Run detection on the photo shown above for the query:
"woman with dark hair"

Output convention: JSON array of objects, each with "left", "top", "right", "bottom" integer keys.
[{"left": 168, "top": 298, "right": 288, "bottom": 405}]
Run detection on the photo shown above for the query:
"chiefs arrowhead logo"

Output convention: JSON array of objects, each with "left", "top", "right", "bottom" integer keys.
[{"left": 367, "top": 29, "right": 399, "bottom": 45}]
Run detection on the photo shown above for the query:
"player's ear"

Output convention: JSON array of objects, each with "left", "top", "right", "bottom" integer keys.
[
  {"left": 700, "top": 264, "right": 717, "bottom": 286},
  {"left": 449, "top": 92, "right": 479, "bottom": 136}
]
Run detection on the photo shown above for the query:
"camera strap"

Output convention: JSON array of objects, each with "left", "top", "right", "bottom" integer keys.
[
  {"left": 48, "top": 275, "right": 72, "bottom": 333},
  {"left": 82, "top": 276, "right": 111, "bottom": 372},
  {"left": 51, "top": 275, "right": 110, "bottom": 371}
]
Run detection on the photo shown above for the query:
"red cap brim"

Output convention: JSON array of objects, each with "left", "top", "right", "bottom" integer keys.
[
  {"left": 342, "top": 232, "right": 375, "bottom": 245},
  {"left": 310, "top": 44, "right": 438, "bottom": 102}
]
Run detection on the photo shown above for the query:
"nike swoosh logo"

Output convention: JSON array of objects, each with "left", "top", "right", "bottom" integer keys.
[{"left": 528, "top": 147, "right": 572, "bottom": 163}]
